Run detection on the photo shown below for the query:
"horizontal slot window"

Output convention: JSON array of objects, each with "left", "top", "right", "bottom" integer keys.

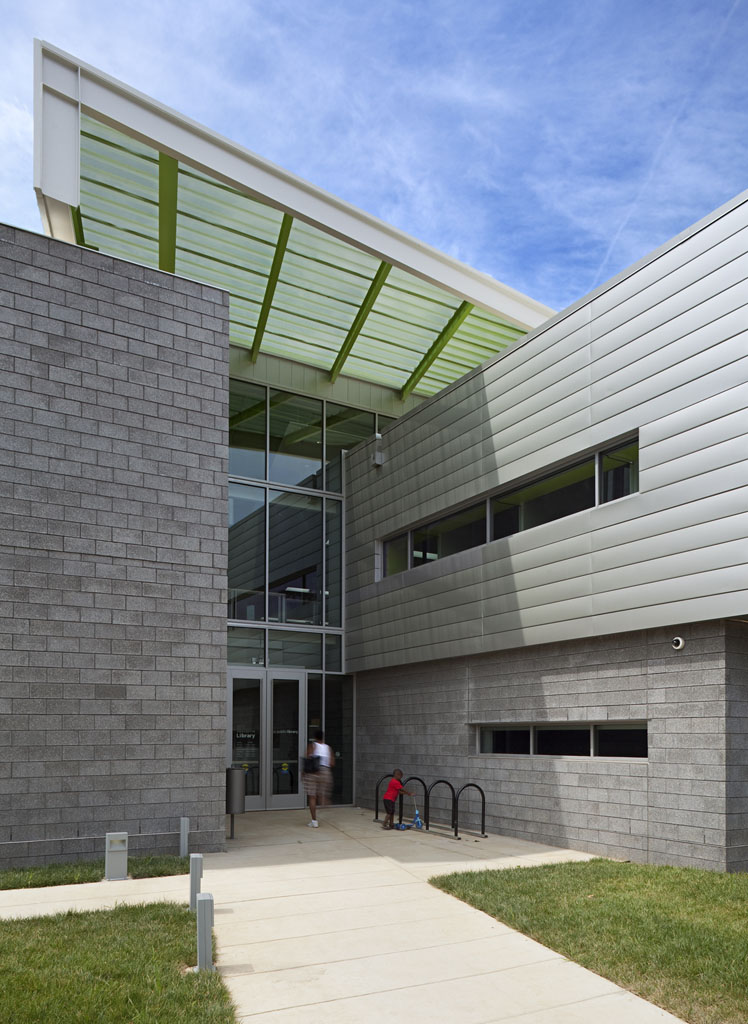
[
  {"left": 596, "top": 726, "right": 648, "bottom": 758},
  {"left": 381, "top": 435, "right": 638, "bottom": 577},
  {"left": 476, "top": 721, "right": 647, "bottom": 760},
  {"left": 412, "top": 503, "right": 486, "bottom": 568},
  {"left": 535, "top": 727, "right": 590, "bottom": 757},
  {"left": 492, "top": 458, "right": 595, "bottom": 539},
  {"left": 479, "top": 728, "right": 531, "bottom": 754}
]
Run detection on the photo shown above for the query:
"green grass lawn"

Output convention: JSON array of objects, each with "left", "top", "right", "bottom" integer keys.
[
  {"left": 0, "top": 854, "right": 189, "bottom": 890},
  {"left": 432, "top": 858, "right": 748, "bottom": 1024},
  {"left": 0, "top": 902, "right": 236, "bottom": 1024}
]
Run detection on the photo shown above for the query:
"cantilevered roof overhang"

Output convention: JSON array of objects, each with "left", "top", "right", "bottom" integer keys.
[{"left": 33, "top": 40, "right": 554, "bottom": 400}]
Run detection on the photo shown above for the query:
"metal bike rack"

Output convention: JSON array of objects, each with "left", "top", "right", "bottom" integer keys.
[
  {"left": 454, "top": 783, "right": 488, "bottom": 839},
  {"left": 424, "top": 779, "right": 456, "bottom": 833},
  {"left": 397, "top": 776, "right": 427, "bottom": 824},
  {"left": 374, "top": 774, "right": 489, "bottom": 840},
  {"left": 373, "top": 773, "right": 394, "bottom": 821}
]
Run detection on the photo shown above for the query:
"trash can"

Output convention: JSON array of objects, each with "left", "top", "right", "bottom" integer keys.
[{"left": 226, "top": 767, "right": 245, "bottom": 815}]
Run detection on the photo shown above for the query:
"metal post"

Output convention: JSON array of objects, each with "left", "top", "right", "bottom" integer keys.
[
  {"left": 226, "top": 767, "right": 245, "bottom": 839},
  {"left": 196, "top": 892, "right": 215, "bottom": 972},
  {"left": 104, "top": 832, "right": 128, "bottom": 881},
  {"left": 189, "top": 852, "right": 203, "bottom": 912},
  {"left": 373, "top": 773, "right": 394, "bottom": 821},
  {"left": 179, "top": 817, "right": 189, "bottom": 857}
]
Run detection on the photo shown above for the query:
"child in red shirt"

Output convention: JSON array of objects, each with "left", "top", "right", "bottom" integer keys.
[{"left": 382, "top": 769, "right": 412, "bottom": 830}]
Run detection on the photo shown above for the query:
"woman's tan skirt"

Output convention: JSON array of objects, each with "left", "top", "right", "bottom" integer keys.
[{"left": 303, "top": 766, "right": 333, "bottom": 803}]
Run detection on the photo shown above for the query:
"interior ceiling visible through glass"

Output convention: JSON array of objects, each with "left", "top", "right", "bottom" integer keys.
[{"left": 78, "top": 115, "right": 528, "bottom": 398}]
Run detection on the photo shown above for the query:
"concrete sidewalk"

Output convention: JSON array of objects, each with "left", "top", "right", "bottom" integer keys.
[{"left": 0, "top": 807, "right": 684, "bottom": 1023}]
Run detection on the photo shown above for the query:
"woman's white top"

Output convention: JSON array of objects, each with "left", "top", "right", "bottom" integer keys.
[{"left": 311, "top": 741, "right": 332, "bottom": 767}]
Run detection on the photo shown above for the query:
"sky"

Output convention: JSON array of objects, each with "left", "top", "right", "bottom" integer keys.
[{"left": 2, "top": 0, "right": 748, "bottom": 311}]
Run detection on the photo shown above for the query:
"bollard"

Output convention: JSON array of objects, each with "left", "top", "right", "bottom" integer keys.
[
  {"left": 189, "top": 853, "right": 203, "bottom": 912},
  {"left": 104, "top": 832, "right": 128, "bottom": 881},
  {"left": 179, "top": 817, "right": 189, "bottom": 857},
  {"left": 196, "top": 892, "right": 215, "bottom": 971},
  {"left": 226, "top": 767, "right": 245, "bottom": 840}
]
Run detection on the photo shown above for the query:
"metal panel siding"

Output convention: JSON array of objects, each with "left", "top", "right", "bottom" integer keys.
[
  {"left": 646, "top": 405, "right": 748, "bottom": 466},
  {"left": 591, "top": 512, "right": 748, "bottom": 572},
  {"left": 346, "top": 197, "right": 748, "bottom": 671},
  {"left": 644, "top": 379, "right": 748, "bottom": 446},
  {"left": 590, "top": 593, "right": 747, "bottom": 637},
  {"left": 591, "top": 329, "right": 748, "bottom": 419},
  {"left": 643, "top": 435, "right": 747, "bottom": 491},
  {"left": 589, "top": 224, "right": 748, "bottom": 329},
  {"left": 590, "top": 305, "right": 748, "bottom": 399},
  {"left": 588, "top": 258, "right": 748, "bottom": 367}
]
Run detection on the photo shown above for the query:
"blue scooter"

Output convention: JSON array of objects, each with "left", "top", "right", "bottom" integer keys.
[{"left": 394, "top": 796, "right": 424, "bottom": 830}]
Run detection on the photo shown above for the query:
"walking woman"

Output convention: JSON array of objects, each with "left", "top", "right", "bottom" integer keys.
[{"left": 303, "top": 729, "right": 335, "bottom": 827}]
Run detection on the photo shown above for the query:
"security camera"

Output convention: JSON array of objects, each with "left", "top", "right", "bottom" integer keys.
[{"left": 672, "top": 637, "right": 685, "bottom": 650}]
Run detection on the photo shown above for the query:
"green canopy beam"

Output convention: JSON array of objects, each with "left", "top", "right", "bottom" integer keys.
[
  {"left": 330, "top": 261, "right": 391, "bottom": 383},
  {"left": 158, "top": 153, "right": 178, "bottom": 273},
  {"left": 251, "top": 213, "right": 293, "bottom": 363},
  {"left": 400, "top": 301, "right": 474, "bottom": 400},
  {"left": 70, "top": 205, "right": 98, "bottom": 250}
]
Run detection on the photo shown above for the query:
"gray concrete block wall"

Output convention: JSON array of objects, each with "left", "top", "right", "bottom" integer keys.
[
  {"left": 0, "top": 224, "right": 229, "bottom": 867},
  {"left": 725, "top": 618, "right": 748, "bottom": 872},
  {"left": 356, "top": 620, "right": 732, "bottom": 869}
]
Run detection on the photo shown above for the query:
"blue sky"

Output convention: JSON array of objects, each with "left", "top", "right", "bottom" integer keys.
[{"left": 2, "top": 0, "right": 747, "bottom": 310}]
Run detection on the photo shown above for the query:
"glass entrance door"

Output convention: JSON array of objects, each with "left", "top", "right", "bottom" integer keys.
[
  {"left": 228, "top": 668, "right": 306, "bottom": 810},
  {"left": 229, "top": 672, "right": 264, "bottom": 810},
  {"left": 268, "top": 672, "right": 304, "bottom": 809}
]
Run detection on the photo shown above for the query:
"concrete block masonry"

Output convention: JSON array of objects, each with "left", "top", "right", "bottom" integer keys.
[{"left": 0, "top": 224, "right": 230, "bottom": 868}]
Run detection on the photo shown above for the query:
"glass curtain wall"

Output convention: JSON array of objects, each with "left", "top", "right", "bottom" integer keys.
[
  {"left": 228, "top": 482, "right": 265, "bottom": 621},
  {"left": 325, "top": 404, "right": 375, "bottom": 492},
  {"left": 229, "top": 381, "right": 265, "bottom": 480},
  {"left": 268, "top": 490, "right": 323, "bottom": 625},
  {"left": 305, "top": 672, "right": 353, "bottom": 805},
  {"left": 228, "top": 379, "right": 386, "bottom": 802},
  {"left": 230, "top": 379, "right": 392, "bottom": 493},
  {"left": 227, "top": 380, "right": 383, "bottom": 640},
  {"left": 268, "top": 391, "right": 323, "bottom": 488},
  {"left": 325, "top": 500, "right": 342, "bottom": 627},
  {"left": 228, "top": 378, "right": 394, "bottom": 643}
]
